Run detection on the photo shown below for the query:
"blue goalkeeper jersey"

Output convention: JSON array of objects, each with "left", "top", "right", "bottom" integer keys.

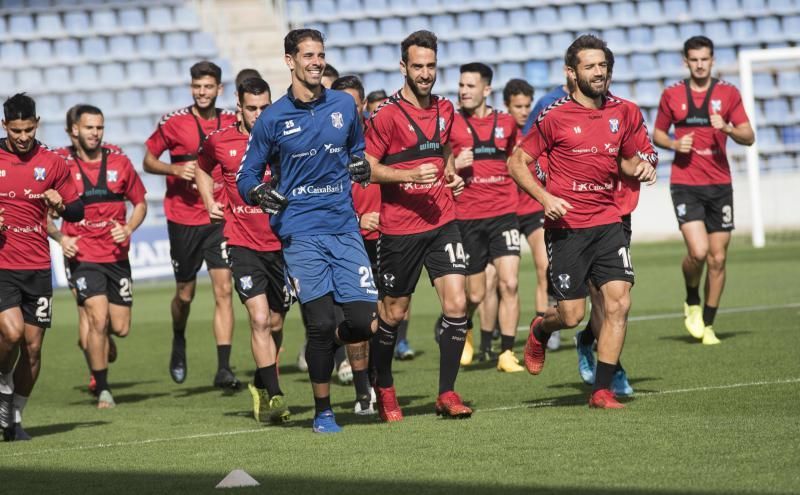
[{"left": 236, "top": 87, "right": 364, "bottom": 239}]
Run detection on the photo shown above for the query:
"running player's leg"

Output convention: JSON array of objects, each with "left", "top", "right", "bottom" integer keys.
[
  {"left": 431, "top": 273, "right": 471, "bottom": 417},
  {"left": 204, "top": 223, "right": 237, "bottom": 388},
  {"left": 460, "top": 219, "right": 489, "bottom": 364},
  {"left": 478, "top": 263, "right": 499, "bottom": 341},
  {"left": 489, "top": 215, "right": 521, "bottom": 369},
  {"left": 680, "top": 221, "right": 709, "bottom": 339},
  {"left": 699, "top": 185, "right": 733, "bottom": 344},
  {"left": 84, "top": 294, "right": 113, "bottom": 408},
  {"left": 7, "top": 323, "right": 44, "bottom": 440},
  {"left": 246, "top": 294, "right": 289, "bottom": 424},
  {"left": 0, "top": 307, "right": 24, "bottom": 430}
]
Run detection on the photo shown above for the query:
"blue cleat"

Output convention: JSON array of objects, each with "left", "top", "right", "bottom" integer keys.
[
  {"left": 611, "top": 368, "right": 634, "bottom": 396},
  {"left": 394, "top": 339, "right": 416, "bottom": 360},
  {"left": 575, "top": 329, "right": 596, "bottom": 385},
  {"left": 312, "top": 409, "right": 342, "bottom": 434}
]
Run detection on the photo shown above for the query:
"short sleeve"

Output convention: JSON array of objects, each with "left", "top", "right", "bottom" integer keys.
[
  {"left": 52, "top": 157, "right": 80, "bottom": 203},
  {"left": 197, "top": 134, "right": 218, "bottom": 174},
  {"left": 725, "top": 87, "right": 750, "bottom": 127},
  {"left": 122, "top": 157, "right": 147, "bottom": 203},
  {"left": 654, "top": 91, "right": 674, "bottom": 133},
  {"left": 145, "top": 120, "right": 170, "bottom": 157},
  {"left": 365, "top": 109, "right": 391, "bottom": 161}
]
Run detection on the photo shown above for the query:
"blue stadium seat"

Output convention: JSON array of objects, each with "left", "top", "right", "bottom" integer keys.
[
  {"left": 26, "top": 39, "right": 51, "bottom": 61},
  {"left": 325, "top": 47, "right": 343, "bottom": 65},
  {"left": 352, "top": 19, "right": 378, "bottom": 42},
  {"left": 168, "top": 85, "right": 193, "bottom": 108},
  {"left": 456, "top": 12, "right": 481, "bottom": 32},
  {"left": 778, "top": 71, "right": 800, "bottom": 94},
  {"left": 756, "top": 126, "right": 778, "bottom": 145},
  {"left": 36, "top": 13, "right": 62, "bottom": 35},
  {"left": 610, "top": 81, "right": 634, "bottom": 100},
  {"left": 344, "top": 46, "right": 368, "bottom": 67},
  {"left": 61, "top": 90, "right": 87, "bottom": 110},
  {"left": 0, "top": 70, "right": 13, "bottom": 92},
  {"left": 724, "top": 74, "right": 740, "bottom": 87},
  {"left": 8, "top": 14, "right": 34, "bottom": 36},
  {"left": 136, "top": 33, "right": 161, "bottom": 56},
  {"left": 656, "top": 51, "right": 684, "bottom": 74},
  {"left": 630, "top": 53, "right": 658, "bottom": 74},
  {"left": 1, "top": 41, "right": 25, "bottom": 66},
  {"left": 286, "top": 0, "right": 306, "bottom": 19},
  {"left": 548, "top": 58, "right": 564, "bottom": 84},
  {"left": 447, "top": 40, "right": 470, "bottom": 64},
  {"left": 636, "top": 1, "right": 663, "bottom": 21},
  {"left": 663, "top": 0, "right": 688, "bottom": 19},
  {"left": 362, "top": 71, "right": 388, "bottom": 94},
  {"left": 164, "top": 32, "right": 190, "bottom": 56},
  {"left": 92, "top": 9, "right": 117, "bottom": 33},
  {"left": 790, "top": 96, "right": 800, "bottom": 119},
  {"left": 54, "top": 38, "right": 80, "bottom": 63},
  {"left": 371, "top": 44, "right": 397, "bottom": 67},
  {"left": 89, "top": 90, "right": 116, "bottom": 112},
  {"left": 39, "top": 123, "right": 65, "bottom": 148},
  {"left": 524, "top": 60, "right": 549, "bottom": 86},
  {"left": 549, "top": 32, "right": 573, "bottom": 55},
  {"left": 99, "top": 63, "right": 126, "bottom": 89},
  {"left": 484, "top": 11, "right": 507, "bottom": 31},
  {"left": 147, "top": 6, "right": 173, "bottom": 29},
  {"left": 611, "top": 54, "right": 633, "bottom": 80},
  {"left": 741, "top": 0, "right": 766, "bottom": 13},
  {"left": 509, "top": 8, "right": 532, "bottom": 31},
  {"left": 602, "top": 28, "right": 627, "bottom": 48},
  {"left": 119, "top": 8, "right": 145, "bottom": 30},
  {"left": 678, "top": 21, "right": 703, "bottom": 39},
  {"left": 365, "top": 0, "right": 389, "bottom": 14},
  {"left": 585, "top": 3, "right": 609, "bottom": 21},
  {"left": 473, "top": 38, "right": 496, "bottom": 60},
  {"left": 82, "top": 37, "right": 108, "bottom": 59},
  {"left": 338, "top": 0, "right": 362, "bottom": 12},
  {"left": 767, "top": 0, "right": 794, "bottom": 13},
  {"left": 715, "top": 47, "right": 736, "bottom": 67},
  {"left": 143, "top": 87, "right": 170, "bottom": 111},
  {"left": 634, "top": 80, "right": 661, "bottom": 106},
  {"left": 768, "top": 154, "right": 795, "bottom": 171},
  {"left": 404, "top": 16, "right": 429, "bottom": 33},
  {"left": 312, "top": 0, "right": 337, "bottom": 17},
  {"left": 559, "top": 5, "right": 584, "bottom": 28},
  {"left": 431, "top": 14, "right": 455, "bottom": 34},
  {"left": 43, "top": 66, "right": 69, "bottom": 90},
  {"left": 327, "top": 21, "right": 351, "bottom": 41},
  {"left": 704, "top": 21, "right": 730, "bottom": 43},
  {"left": 36, "top": 94, "right": 61, "bottom": 120},
  {"left": 72, "top": 65, "right": 99, "bottom": 89},
  {"left": 441, "top": 66, "right": 460, "bottom": 90},
  {"left": 16, "top": 68, "right": 43, "bottom": 90},
  {"left": 764, "top": 98, "right": 790, "bottom": 125},
  {"left": 730, "top": 19, "right": 755, "bottom": 40},
  {"left": 535, "top": 6, "right": 559, "bottom": 26},
  {"left": 496, "top": 62, "right": 523, "bottom": 85},
  {"left": 523, "top": 34, "right": 548, "bottom": 54},
  {"left": 103, "top": 117, "right": 126, "bottom": 141},
  {"left": 124, "top": 61, "right": 152, "bottom": 85},
  {"left": 192, "top": 32, "right": 217, "bottom": 57},
  {"left": 753, "top": 73, "right": 776, "bottom": 98},
  {"left": 653, "top": 25, "right": 680, "bottom": 49},
  {"left": 64, "top": 11, "right": 90, "bottom": 34},
  {"left": 499, "top": 36, "right": 523, "bottom": 59},
  {"left": 153, "top": 59, "right": 180, "bottom": 84},
  {"left": 628, "top": 26, "right": 653, "bottom": 45},
  {"left": 610, "top": 1, "right": 637, "bottom": 24},
  {"left": 126, "top": 116, "right": 153, "bottom": 141},
  {"left": 716, "top": 0, "right": 741, "bottom": 12},
  {"left": 172, "top": 4, "right": 201, "bottom": 29},
  {"left": 109, "top": 35, "right": 135, "bottom": 59},
  {"left": 783, "top": 16, "right": 800, "bottom": 41}
]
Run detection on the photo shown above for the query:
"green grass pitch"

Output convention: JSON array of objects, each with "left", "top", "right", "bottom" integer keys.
[{"left": 2, "top": 237, "right": 799, "bottom": 494}]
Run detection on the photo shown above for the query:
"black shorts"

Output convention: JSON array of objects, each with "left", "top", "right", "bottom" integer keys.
[
  {"left": 363, "top": 237, "right": 378, "bottom": 275},
  {"left": 168, "top": 221, "right": 229, "bottom": 283},
  {"left": 64, "top": 257, "right": 76, "bottom": 291},
  {"left": 670, "top": 184, "right": 734, "bottom": 233},
  {"left": 622, "top": 214, "right": 632, "bottom": 247},
  {"left": 68, "top": 259, "right": 133, "bottom": 307},
  {"left": 377, "top": 221, "right": 467, "bottom": 297},
  {"left": 0, "top": 269, "right": 53, "bottom": 328},
  {"left": 458, "top": 213, "right": 521, "bottom": 275},
  {"left": 546, "top": 223, "right": 634, "bottom": 301},
  {"left": 228, "top": 245, "right": 291, "bottom": 312},
  {"left": 518, "top": 211, "right": 545, "bottom": 238}
]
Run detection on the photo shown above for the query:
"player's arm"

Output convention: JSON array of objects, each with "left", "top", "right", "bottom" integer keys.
[
  {"left": 237, "top": 117, "right": 286, "bottom": 214},
  {"left": 507, "top": 146, "right": 570, "bottom": 220},
  {"left": 143, "top": 149, "right": 196, "bottom": 180},
  {"left": 111, "top": 201, "right": 147, "bottom": 244},
  {"left": 443, "top": 144, "right": 464, "bottom": 196},
  {"left": 620, "top": 113, "right": 658, "bottom": 184},
  {"left": 711, "top": 117, "right": 755, "bottom": 146},
  {"left": 365, "top": 153, "right": 438, "bottom": 184},
  {"left": 46, "top": 216, "right": 80, "bottom": 258},
  {"left": 196, "top": 143, "right": 224, "bottom": 222}
]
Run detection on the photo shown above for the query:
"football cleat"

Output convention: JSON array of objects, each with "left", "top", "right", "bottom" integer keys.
[
  {"left": 394, "top": 339, "right": 416, "bottom": 360},
  {"left": 702, "top": 326, "right": 721, "bottom": 345},
  {"left": 374, "top": 385, "right": 403, "bottom": 422},
  {"left": 3, "top": 423, "right": 31, "bottom": 442},
  {"left": 265, "top": 395, "right": 290, "bottom": 424},
  {"left": 546, "top": 330, "right": 561, "bottom": 350},
  {"left": 589, "top": 388, "right": 624, "bottom": 409},
  {"left": 435, "top": 391, "right": 472, "bottom": 418},
  {"left": 496, "top": 350, "right": 524, "bottom": 373},
  {"left": 575, "top": 329, "right": 596, "bottom": 385},
  {"left": 611, "top": 368, "right": 634, "bottom": 396},
  {"left": 354, "top": 393, "right": 376, "bottom": 415},
  {"left": 312, "top": 409, "right": 342, "bottom": 434},
  {"left": 523, "top": 316, "right": 546, "bottom": 375},
  {"left": 97, "top": 390, "right": 115, "bottom": 409},
  {"left": 248, "top": 383, "right": 267, "bottom": 422},
  {"left": 460, "top": 330, "right": 474, "bottom": 366},
  {"left": 684, "top": 303, "right": 705, "bottom": 340},
  {"left": 475, "top": 348, "right": 497, "bottom": 363},
  {"left": 169, "top": 338, "right": 187, "bottom": 384},
  {"left": 88, "top": 374, "right": 98, "bottom": 396},
  {"left": 108, "top": 335, "right": 117, "bottom": 363},
  {"left": 296, "top": 343, "right": 308, "bottom": 372},
  {"left": 213, "top": 368, "right": 242, "bottom": 391},
  {"left": 0, "top": 391, "right": 12, "bottom": 429},
  {"left": 337, "top": 359, "right": 353, "bottom": 385}
]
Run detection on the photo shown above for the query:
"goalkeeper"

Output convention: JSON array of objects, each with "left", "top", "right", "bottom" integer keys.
[{"left": 236, "top": 28, "right": 377, "bottom": 434}]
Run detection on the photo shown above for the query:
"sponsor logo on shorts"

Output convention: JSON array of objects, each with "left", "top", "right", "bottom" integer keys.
[
  {"left": 676, "top": 203, "right": 687, "bottom": 217},
  {"left": 239, "top": 275, "right": 253, "bottom": 291},
  {"left": 76, "top": 277, "right": 87, "bottom": 291},
  {"left": 291, "top": 182, "right": 344, "bottom": 196},
  {"left": 382, "top": 273, "right": 396, "bottom": 288},
  {"left": 330, "top": 112, "right": 344, "bottom": 129},
  {"left": 558, "top": 273, "right": 571, "bottom": 290}
]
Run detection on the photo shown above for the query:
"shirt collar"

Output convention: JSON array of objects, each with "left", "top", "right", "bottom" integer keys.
[{"left": 286, "top": 85, "right": 328, "bottom": 109}]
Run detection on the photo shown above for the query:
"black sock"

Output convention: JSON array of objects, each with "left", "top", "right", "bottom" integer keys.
[
  {"left": 686, "top": 284, "right": 701, "bottom": 306},
  {"left": 479, "top": 329, "right": 493, "bottom": 351},
  {"left": 466, "top": 316, "right": 473, "bottom": 330},
  {"left": 353, "top": 369, "right": 369, "bottom": 399},
  {"left": 438, "top": 315, "right": 468, "bottom": 394},
  {"left": 615, "top": 362, "right": 624, "bottom": 372},
  {"left": 501, "top": 334, "right": 515, "bottom": 352},
  {"left": 313, "top": 395, "right": 331, "bottom": 415},
  {"left": 580, "top": 320, "right": 596, "bottom": 345},
  {"left": 216, "top": 345, "right": 231, "bottom": 371},
  {"left": 371, "top": 318, "right": 398, "bottom": 388},
  {"left": 594, "top": 361, "right": 616, "bottom": 391},
  {"left": 334, "top": 346, "right": 347, "bottom": 369},
  {"left": 256, "top": 365, "right": 282, "bottom": 397},
  {"left": 173, "top": 321, "right": 186, "bottom": 342},
  {"left": 536, "top": 311, "right": 545, "bottom": 318},
  {"left": 92, "top": 368, "right": 109, "bottom": 393},
  {"left": 271, "top": 330, "right": 283, "bottom": 351},
  {"left": 703, "top": 305, "right": 718, "bottom": 327},
  {"left": 533, "top": 323, "right": 550, "bottom": 345},
  {"left": 397, "top": 319, "right": 409, "bottom": 342}
]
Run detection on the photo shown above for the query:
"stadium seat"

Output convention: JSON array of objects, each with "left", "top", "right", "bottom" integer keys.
[
  {"left": 325, "top": 47, "right": 343, "bottom": 65},
  {"left": 39, "top": 123, "right": 65, "bottom": 147},
  {"left": 764, "top": 97, "right": 790, "bottom": 125},
  {"left": 559, "top": 5, "right": 584, "bottom": 28},
  {"left": 36, "top": 13, "right": 63, "bottom": 36},
  {"left": 404, "top": 16, "right": 429, "bottom": 34},
  {"left": 136, "top": 33, "right": 161, "bottom": 57},
  {"left": 456, "top": 12, "right": 481, "bottom": 33},
  {"left": 549, "top": 32, "right": 573, "bottom": 55},
  {"left": 716, "top": 0, "right": 741, "bottom": 13},
  {"left": 431, "top": 14, "right": 455, "bottom": 34},
  {"left": 611, "top": 54, "right": 633, "bottom": 80},
  {"left": 61, "top": 90, "right": 87, "bottom": 110},
  {"left": 343, "top": 46, "right": 368, "bottom": 68},
  {"left": 36, "top": 94, "right": 61, "bottom": 121},
  {"left": 1, "top": 41, "right": 26, "bottom": 67},
  {"left": 636, "top": 1, "right": 663, "bottom": 21},
  {"left": 782, "top": 16, "right": 800, "bottom": 41},
  {"left": 82, "top": 37, "right": 108, "bottom": 59},
  {"left": 548, "top": 58, "right": 564, "bottom": 84},
  {"left": 535, "top": 6, "right": 559, "bottom": 27},
  {"left": 153, "top": 59, "right": 180, "bottom": 84},
  {"left": 634, "top": 80, "right": 662, "bottom": 106},
  {"left": 192, "top": 32, "right": 217, "bottom": 57},
  {"left": 312, "top": 0, "right": 337, "bottom": 17},
  {"left": 126, "top": 116, "right": 153, "bottom": 142},
  {"left": 89, "top": 90, "right": 116, "bottom": 113},
  {"left": 741, "top": 0, "right": 767, "bottom": 13},
  {"left": 473, "top": 38, "right": 496, "bottom": 60},
  {"left": 72, "top": 64, "right": 99, "bottom": 90},
  {"left": 286, "top": 0, "right": 306, "bottom": 19},
  {"left": 767, "top": 154, "right": 795, "bottom": 172},
  {"left": 656, "top": 51, "right": 684, "bottom": 76},
  {"left": 499, "top": 36, "right": 523, "bottom": 59},
  {"left": 524, "top": 60, "right": 549, "bottom": 86},
  {"left": 509, "top": 8, "right": 533, "bottom": 32},
  {"left": 441, "top": 66, "right": 460, "bottom": 91},
  {"left": 118, "top": 8, "right": 145, "bottom": 30},
  {"left": 778, "top": 71, "right": 800, "bottom": 95},
  {"left": 585, "top": 3, "right": 610, "bottom": 22},
  {"left": 0, "top": 70, "right": 14, "bottom": 92},
  {"left": 730, "top": 19, "right": 756, "bottom": 40},
  {"left": 714, "top": 47, "right": 736, "bottom": 67},
  {"left": 327, "top": 21, "right": 351, "bottom": 42},
  {"left": 124, "top": 60, "right": 152, "bottom": 85},
  {"left": 362, "top": 71, "right": 388, "bottom": 94},
  {"left": 26, "top": 39, "right": 52, "bottom": 62},
  {"left": 164, "top": 32, "right": 191, "bottom": 56},
  {"left": 447, "top": 40, "right": 470, "bottom": 64},
  {"left": 756, "top": 126, "right": 778, "bottom": 146},
  {"left": 753, "top": 72, "right": 776, "bottom": 98},
  {"left": 54, "top": 38, "right": 81, "bottom": 63},
  {"left": 767, "top": 0, "right": 795, "bottom": 14},
  {"left": 704, "top": 21, "right": 730, "bottom": 44},
  {"left": 116, "top": 88, "right": 145, "bottom": 115},
  {"left": 103, "top": 116, "right": 126, "bottom": 141},
  {"left": 147, "top": 6, "right": 173, "bottom": 29},
  {"left": 630, "top": 53, "right": 658, "bottom": 74},
  {"left": 628, "top": 26, "right": 653, "bottom": 45},
  {"left": 523, "top": 34, "right": 549, "bottom": 54},
  {"left": 109, "top": 35, "right": 135, "bottom": 60},
  {"left": 678, "top": 21, "right": 703, "bottom": 39},
  {"left": 8, "top": 14, "right": 34, "bottom": 36},
  {"left": 610, "top": 1, "right": 637, "bottom": 25},
  {"left": 496, "top": 62, "right": 523, "bottom": 85},
  {"left": 371, "top": 44, "right": 397, "bottom": 68},
  {"left": 99, "top": 63, "right": 126, "bottom": 90},
  {"left": 143, "top": 87, "right": 170, "bottom": 111},
  {"left": 375, "top": 18, "right": 400, "bottom": 41},
  {"left": 168, "top": 85, "right": 193, "bottom": 108},
  {"left": 663, "top": 0, "right": 688, "bottom": 20},
  {"left": 602, "top": 28, "right": 627, "bottom": 49},
  {"left": 172, "top": 4, "right": 201, "bottom": 30},
  {"left": 484, "top": 11, "right": 507, "bottom": 32},
  {"left": 610, "top": 81, "right": 634, "bottom": 100},
  {"left": 92, "top": 9, "right": 118, "bottom": 33},
  {"left": 43, "top": 66, "right": 70, "bottom": 90},
  {"left": 653, "top": 25, "right": 680, "bottom": 50},
  {"left": 64, "top": 11, "right": 90, "bottom": 34},
  {"left": 16, "top": 68, "right": 43, "bottom": 91}
]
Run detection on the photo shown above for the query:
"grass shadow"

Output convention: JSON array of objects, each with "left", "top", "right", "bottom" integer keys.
[{"left": 21, "top": 421, "right": 110, "bottom": 438}]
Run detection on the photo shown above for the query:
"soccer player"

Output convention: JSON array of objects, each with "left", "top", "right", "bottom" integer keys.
[
  {"left": 196, "top": 77, "right": 291, "bottom": 424},
  {"left": 321, "top": 64, "right": 340, "bottom": 89},
  {"left": 653, "top": 36, "right": 754, "bottom": 344},
  {"left": 143, "top": 61, "right": 239, "bottom": 388},
  {"left": 0, "top": 94, "right": 84, "bottom": 439},
  {"left": 59, "top": 105, "right": 147, "bottom": 408},
  {"left": 366, "top": 90, "right": 388, "bottom": 116},
  {"left": 521, "top": 78, "right": 569, "bottom": 136},
  {"left": 237, "top": 29, "right": 377, "bottom": 433},
  {"left": 449, "top": 63, "right": 522, "bottom": 372},
  {"left": 508, "top": 35, "right": 656, "bottom": 409},
  {"left": 364, "top": 30, "right": 471, "bottom": 421}
]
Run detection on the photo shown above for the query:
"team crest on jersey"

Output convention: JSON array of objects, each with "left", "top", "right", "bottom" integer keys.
[
  {"left": 558, "top": 274, "right": 571, "bottom": 290},
  {"left": 34, "top": 167, "right": 46, "bottom": 181},
  {"left": 76, "top": 277, "right": 87, "bottom": 291},
  {"left": 609, "top": 119, "right": 620, "bottom": 134},
  {"left": 711, "top": 99, "right": 722, "bottom": 113},
  {"left": 107, "top": 170, "right": 118, "bottom": 182},
  {"left": 494, "top": 127, "right": 505, "bottom": 139},
  {"left": 239, "top": 275, "right": 253, "bottom": 291},
  {"left": 330, "top": 112, "right": 344, "bottom": 129}
]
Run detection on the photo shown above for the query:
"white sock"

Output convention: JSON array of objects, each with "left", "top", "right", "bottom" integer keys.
[
  {"left": 0, "top": 372, "right": 13, "bottom": 395},
  {"left": 13, "top": 394, "right": 28, "bottom": 423}
]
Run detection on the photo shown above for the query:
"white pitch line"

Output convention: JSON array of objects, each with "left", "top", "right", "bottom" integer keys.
[
  {"left": 516, "top": 302, "right": 800, "bottom": 331},
  {"left": 3, "top": 377, "right": 798, "bottom": 459}
]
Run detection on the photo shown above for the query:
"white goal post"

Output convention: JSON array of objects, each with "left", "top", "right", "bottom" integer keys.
[{"left": 738, "top": 47, "right": 800, "bottom": 248}]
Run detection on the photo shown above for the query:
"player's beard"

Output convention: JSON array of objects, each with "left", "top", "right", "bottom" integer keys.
[
  {"left": 77, "top": 134, "right": 102, "bottom": 157},
  {"left": 242, "top": 116, "right": 254, "bottom": 134},
  {"left": 194, "top": 95, "right": 217, "bottom": 111},
  {"left": 407, "top": 73, "right": 436, "bottom": 99},
  {"left": 576, "top": 73, "right": 607, "bottom": 99}
]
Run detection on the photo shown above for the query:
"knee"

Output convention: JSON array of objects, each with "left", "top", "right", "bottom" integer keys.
[
  {"left": 340, "top": 302, "right": 377, "bottom": 343},
  {"left": 604, "top": 295, "right": 631, "bottom": 320},
  {"left": 2, "top": 325, "right": 25, "bottom": 346},
  {"left": 558, "top": 306, "right": 585, "bottom": 329},
  {"left": 174, "top": 292, "right": 193, "bottom": 307},
  {"left": 467, "top": 285, "right": 485, "bottom": 307},
  {"left": 382, "top": 304, "right": 407, "bottom": 325},
  {"left": 214, "top": 281, "right": 233, "bottom": 302},
  {"left": 249, "top": 312, "right": 270, "bottom": 334},
  {"left": 498, "top": 276, "right": 519, "bottom": 298},
  {"left": 443, "top": 292, "right": 467, "bottom": 317},
  {"left": 706, "top": 251, "right": 727, "bottom": 271},
  {"left": 113, "top": 322, "right": 130, "bottom": 338},
  {"left": 687, "top": 247, "right": 708, "bottom": 265},
  {"left": 269, "top": 312, "right": 285, "bottom": 333},
  {"left": 25, "top": 340, "right": 42, "bottom": 363}
]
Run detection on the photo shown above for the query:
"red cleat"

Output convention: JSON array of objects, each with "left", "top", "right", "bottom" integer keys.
[
  {"left": 589, "top": 389, "right": 625, "bottom": 409},
  {"left": 375, "top": 385, "right": 403, "bottom": 422},
  {"left": 523, "top": 316, "right": 546, "bottom": 375},
  {"left": 88, "top": 374, "right": 97, "bottom": 395},
  {"left": 435, "top": 391, "right": 472, "bottom": 419}
]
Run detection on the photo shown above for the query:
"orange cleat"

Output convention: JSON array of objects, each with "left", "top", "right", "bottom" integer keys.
[
  {"left": 435, "top": 391, "right": 472, "bottom": 419},
  {"left": 589, "top": 389, "right": 625, "bottom": 409}
]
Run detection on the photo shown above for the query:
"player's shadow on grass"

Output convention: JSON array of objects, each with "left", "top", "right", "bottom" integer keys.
[
  {"left": 173, "top": 385, "right": 244, "bottom": 398},
  {"left": 659, "top": 330, "right": 749, "bottom": 344},
  {"left": 71, "top": 380, "right": 158, "bottom": 394},
  {"left": 68, "top": 392, "right": 169, "bottom": 406},
  {"left": 22, "top": 421, "right": 110, "bottom": 438},
  {"left": 223, "top": 403, "right": 315, "bottom": 421},
  {"left": 546, "top": 377, "right": 661, "bottom": 395}
]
